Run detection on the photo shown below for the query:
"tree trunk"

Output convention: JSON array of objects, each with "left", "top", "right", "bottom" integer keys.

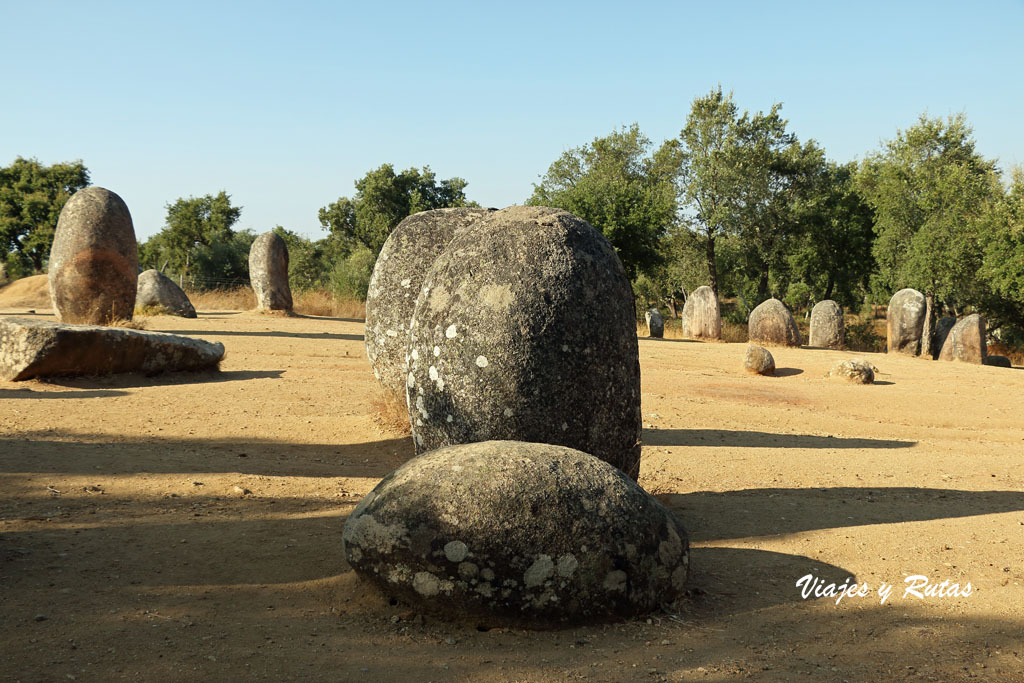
[
  {"left": 824, "top": 274, "right": 835, "bottom": 301},
  {"left": 757, "top": 268, "right": 770, "bottom": 302},
  {"left": 666, "top": 298, "right": 677, "bottom": 319},
  {"left": 705, "top": 233, "right": 718, "bottom": 297},
  {"left": 920, "top": 288, "right": 935, "bottom": 358}
]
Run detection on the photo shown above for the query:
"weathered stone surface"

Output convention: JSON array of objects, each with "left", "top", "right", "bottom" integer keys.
[
  {"left": 406, "top": 206, "right": 642, "bottom": 479},
  {"left": 809, "top": 300, "right": 844, "bottom": 349},
  {"left": 248, "top": 232, "right": 292, "bottom": 311},
  {"left": 366, "top": 208, "right": 494, "bottom": 395},
  {"left": 136, "top": 269, "right": 196, "bottom": 318},
  {"left": 743, "top": 344, "right": 775, "bottom": 376},
  {"left": 938, "top": 314, "right": 987, "bottom": 364},
  {"left": 681, "top": 286, "right": 721, "bottom": 340},
  {"left": 342, "top": 440, "right": 689, "bottom": 626},
  {"left": 645, "top": 308, "right": 664, "bottom": 338},
  {"left": 984, "top": 355, "right": 1012, "bottom": 368},
  {"left": 48, "top": 187, "right": 137, "bottom": 324},
  {"left": 930, "top": 316, "right": 956, "bottom": 360},
  {"left": 0, "top": 317, "right": 224, "bottom": 381},
  {"left": 748, "top": 298, "right": 801, "bottom": 347},
  {"left": 827, "top": 358, "right": 875, "bottom": 384},
  {"left": 886, "top": 288, "right": 925, "bottom": 355}
]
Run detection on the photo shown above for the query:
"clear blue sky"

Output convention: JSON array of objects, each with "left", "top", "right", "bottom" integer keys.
[{"left": 2, "top": 0, "right": 1022, "bottom": 241}]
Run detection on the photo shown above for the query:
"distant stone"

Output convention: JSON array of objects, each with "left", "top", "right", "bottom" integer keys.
[
  {"left": 747, "top": 298, "right": 801, "bottom": 347},
  {"left": 743, "top": 344, "right": 775, "bottom": 376},
  {"left": 827, "top": 358, "right": 875, "bottom": 384},
  {"left": 886, "top": 288, "right": 925, "bottom": 355},
  {"left": 0, "top": 317, "right": 224, "bottom": 381},
  {"left": 342, "top": 440, "right": 689, "bottom": 626},
  {"left": 365, "top": 208, "right": 494, "bottom": 395},
  {"left": 681, "top": 286, "right": 721, "bottom": 340},
  {"left": 930, "top": 316, "right": 956, "bottom": 360},
  {"left": 248, "top": 232, "right": 292, "bottom": 312},
  {"left": 645, "top": 308, "right": 664, "bottom": 338},
  {"left": 809, "top": 300, "right": 844, "bottom": 349},
  {"left": 938, "top": 314, "right": 987, "bottom": 364},
  {"left": 136, "top": 270, "right": 196, "bottom": 318},
  {"left": 406, "top": 206, "right": 641, "bottom": 479},
  {"left": 984, "top": 355, "right": 1011, "bottom": 368},
  {"left": 48, "top": 187, "right": 138, "bottom": 324}
]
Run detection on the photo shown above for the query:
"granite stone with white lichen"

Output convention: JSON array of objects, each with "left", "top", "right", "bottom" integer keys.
[
  {"left": 341, "top": 440, "right": 689, "bottom": 626},
  {"left": 404, "top": 206, "right": 642, "bottom": 479}
]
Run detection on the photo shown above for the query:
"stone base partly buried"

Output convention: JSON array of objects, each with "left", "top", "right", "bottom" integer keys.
[{"left": 0, "top": 317, "right": 225, "bottom": 381}]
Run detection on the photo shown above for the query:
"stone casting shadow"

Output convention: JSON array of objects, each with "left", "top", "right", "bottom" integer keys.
[
  {"left": 0, "top": 387, "right": 130, "bottom": 399},
  {"left": 644, "top": 428, "right": 915, "bottom": 449},
  {"left": 164, "top": 329, "right": 364, "bottom": 342},
  {"left": 773, "top": 367, "right": 803, "bottom": 377},
  {"left": 36, "top": 369, "right": 285, "bottom": 389}
]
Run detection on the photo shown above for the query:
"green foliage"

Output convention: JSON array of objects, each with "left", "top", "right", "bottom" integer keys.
[
  {"left": 845, "top": 319, "right": 886, "bottom": 353},
  {"left": 271, "top": 226, "right": 346, "bottom": 292},
  {"left": 978, "top": 167, "right": 1024, "bottom": 329},
  {"left": 529, "top": 124, "right": 679, "bottom": 281},
  {"left": 330, "top": 245, "right": 376, "bottom": 299},
  {"left": 0, "top": 157, "right": 90, "bottom": 273},
  {"left": 319, "top": 165, "right": 471, "bottom": 255}
]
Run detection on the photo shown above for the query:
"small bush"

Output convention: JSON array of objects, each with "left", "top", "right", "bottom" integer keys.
[
  {"left": 721, "top": 321, "right": 747, "bottom": 343},
  {"left": 846, "top": 318, "right": 885, "bottom": 352},
  {"left": 370, "top": 389, "right": 411, "bottom": 435},
  {"left": 330, "top": 246, "right": 375, "bottom": 300}
]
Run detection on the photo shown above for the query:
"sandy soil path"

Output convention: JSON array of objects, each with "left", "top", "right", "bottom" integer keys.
[{"left": 2, "top": 309, "right": 1022, "bottom": 681}]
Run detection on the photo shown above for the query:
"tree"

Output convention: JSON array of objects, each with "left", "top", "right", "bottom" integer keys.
[
  {"left": 0, "top": 157, "right": 90, "bottom": 275},
  {"left": 978, "top": 167, "right": 1024, "bottom": 332},
  {"left": 529, "top": 124, "right": 679, "bottom": 281},
  {"left": 857, "top": 113, "right": 1001, "bottom": 355},
  {"left": 318, "top": 165, "right": 471, "bottom": 255}
]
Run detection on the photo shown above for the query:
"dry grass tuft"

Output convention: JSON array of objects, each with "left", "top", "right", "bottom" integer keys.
[
  {"left": 720, "top": 321, "right": 747, "bottom": 343},
  {"left": 293, "top": 289, "right": 365, "bottom": 319},
  {"left": 107, "top": 317, "right": 148, "bottom": 330},
  {"left": 988, "top": 342, "right": 1024, "bottom": 366},
  {"left": 184, "top": 287, "right": 256, "bottom": 311},
  {"left": 370, "top": 389, "right": 411, "bottom": 436}
]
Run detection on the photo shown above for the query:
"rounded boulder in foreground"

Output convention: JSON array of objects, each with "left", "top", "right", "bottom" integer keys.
[
  {"left": 681, "top": 285, "right": 721, "bottom": 340},
  {"left": 365, "top": 207, "right": 494, "bottom": 395},
  {"left": 342, "top": 441, "right": 689, "bottom": 626},
  {"left": 406, "top": 206, "right": 641, "bottom": 479},
  {"left": 809, "top": 300, "right": 844, "bottom": 349},
  {"left": 48, "top": 187, "right": 138, "bottom": 324},
  {"left": 748, "top": 298, "right": 801, "bottom": 347},
  {"left": 136, "top": 270, "right": 196, "bottom": 318},
  {"left": 645, "top": 308, "right": 664, "bottom": 338},
  {"left": 827, "top": 358, "right": 875, "bottom": 384},
  {"left": 248, "top": 232, "right": 292, "bottom": 311},
  {"left": 887, "top": 288, "right": 925, "bottom": 355},
  {"left": 744, "top": 344, "right": 775, "bottom": 376}
]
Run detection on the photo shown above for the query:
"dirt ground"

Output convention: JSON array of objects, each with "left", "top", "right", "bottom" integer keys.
[{"left": 1, "top": 303, "right": 1022, "bottom": 682}]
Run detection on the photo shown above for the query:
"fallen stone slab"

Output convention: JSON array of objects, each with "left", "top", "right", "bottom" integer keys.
[{"left": 0, "top": 317, "right": 224, "bottom": 381}]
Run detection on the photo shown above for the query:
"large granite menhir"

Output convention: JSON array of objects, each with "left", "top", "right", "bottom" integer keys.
[
  {"left": 809, "top": 300, "right": 844, "bottom": 349},
  {"left": 0, "top": 318, "right": 224, "bottom": 381},
  {"left": 748, "top": 298, "right": 801, "bottom": 347},
  {"left": 48, "top": 187, "right": 138, "bottom": 324},
  {"left": 681, "top": 286, "right": 721, "bottom": 340},
  {"left": 887, "top": 288, "right": 925, "bottom": 355},
  {"left": 249, "top": 232, "right": 292, "bottom": 312}
]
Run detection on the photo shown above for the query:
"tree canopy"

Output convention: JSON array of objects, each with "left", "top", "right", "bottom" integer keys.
[
  {"left": 318, "top": 165, "right": 471, "bottom": 255},
  {"left": 0, "top": 157, "right": 89, "bottom": 275}
]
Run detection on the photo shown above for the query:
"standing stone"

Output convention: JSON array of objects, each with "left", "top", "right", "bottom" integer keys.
[
  {"left": 809, "top": 300, "right": 844, "bottom": 349},
  {"left": 747, "top": 298, "right": 801, "bottom": 347},
  {"left": 938, "top": 314, "right": 987, "bottom": 364},
  {"left": 886, "top": 288, "right": 925, "bottom": 355},
  {"left": 681, "top": 286, "right": 721, "bottom": 340},
  {"left": 645, "top": 308, "right": 664, "bottom": 338},
  {"left": 342, "top": 440, "right": 689, "bottom": 626},
  {"left": 743, "top": 344, "right": 775, "bottom": 376},
  {"left": 406, "top": 206, "right": 642, "bottom": 479},
  {"left": 931, "top": 316, "right": 956, "bottom": 359},
  {"left": 48, "top": 187, "right": 137, "bottom": 324},
  {"left": 365, "top": 208, "right": 494, "bottom": 395},
  {"left": 248, "top": 232, "right": 292, "bottom": 312},
  {"left": 136, "top": 269, "right": 197, "bottom": 318}
]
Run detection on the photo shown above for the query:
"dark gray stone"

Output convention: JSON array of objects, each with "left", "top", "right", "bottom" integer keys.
[
  {"left": 886, "top": 289, "right": 925, "bottom": 355},
  {"left": 743, "top": 344, "right": 775, "bottom": 376},
  {"left": 938, "top": 314, "right": 987, "bottom": 364},
  {"left": 342, "top": 440, "right": 689, "bottom": 626},
  {"left": 809, "top": 300, "right": 844, "bottom": 349},
  {"left": 0, "top": 317, "right": 224, "bottom": 381},
  {"left": 984, "top": 355, "right": 1012, "bottom": 368},
  {"left": 748, "top": 298, "right": 801, "bottom": 347},
  {"left": 681, "top": 286, "right": 720, "bottom": 340},
  {"left": 645, "top": 308, "right": 664, "bottom": 338},
  {"left": 136, "top": 269, "right": 196, "bottom": 318},
  {"left": 48, "top": 187, "right": 137, "bottom": 324},
  {"left": 406, "top": 206, "right": 642, "bottom": 479},
  {"left": 931, "top": 316, "right": 956, "bottom": 360},
  {"left": 827, "top": 358, "right": 875, "bottom": 384},
  {"left": 365, "top": 208, "right": 494, "bottom": 395},
  {"left": 249, "top": 232, "right": 292, "bottom": 311}
]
